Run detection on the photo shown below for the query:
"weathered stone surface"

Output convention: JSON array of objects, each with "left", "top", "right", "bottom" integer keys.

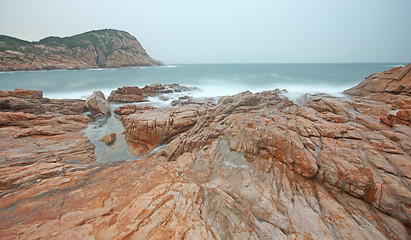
[
  {"left": 0, "top": 89, "right": 86, "bottom": 115},
  {"left": 113, "top": 104, "right": 155, "bottom": 116},
  {"left": 0, "top": 117, "right": 95, "bottom": 168},
  {"left": 121, "top": 104, "right": 205, "bottom": 154},
  {"left": 0, "top": 66, "right": 410, "bottom": 239},
  {"left": 0, "top": 90, "right": 96, "bottom": 189},
  {"left": 85, "top": 91, "right": 110, "bottom": 116},
  {"left": 345, "top": 63, "right": 411, "bottom": 97},
  {"left": 98, "top": 133, "right": 116, "bottom": 145},
  {"left": 345, "top": 64, "right": 411, "bottom": 128},
  {"left": 5, "top": 89, "right": 43, "bottom": 99}
]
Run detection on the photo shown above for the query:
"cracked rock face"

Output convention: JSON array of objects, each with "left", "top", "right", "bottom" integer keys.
[{"left": 1, "top": 65, "right": 410, "bottom": 239}]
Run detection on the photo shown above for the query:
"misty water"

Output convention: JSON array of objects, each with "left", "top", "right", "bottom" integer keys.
[
  {"left": 0, "top": 63, "right": 404, "bottom": 99},
  {"left": 0, "top": 63, "right": 405, "bottom": 162}
]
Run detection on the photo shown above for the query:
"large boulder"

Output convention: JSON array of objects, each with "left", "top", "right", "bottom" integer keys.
[
  {"left": 85, "top": 91, "right": 110, "bottom": 116},
  {"left": 121, "top": 105, "right": 204, "bottom": 154}
]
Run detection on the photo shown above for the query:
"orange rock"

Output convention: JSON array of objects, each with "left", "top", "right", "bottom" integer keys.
[
  {"left": 113, "top": 104, "right": 155, "bottom": 115},
  {"left": 122, "top": 105, "right": 201, "bottom": 154},
  {"left": 345, "top": 63, "right": 411, "bottom": 96}
]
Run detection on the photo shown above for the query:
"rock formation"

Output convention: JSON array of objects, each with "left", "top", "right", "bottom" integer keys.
[
  {"left": 0, "top": 29, "right": 163, "bottom": 71},
  {"left": 0, "top": 65, "right": 410, "bottom": 239},
  {"left": 121, "top": 105, "right": 207, "bottom": 154},
  {"left": 85, "top": 91, "right": 110, "bottom": 117},
  {"left": 344, "top": 64, "right": 411, "bottom": 97},
  {"left": 0, "top": 89, "right": 96, "bottom": 187}
]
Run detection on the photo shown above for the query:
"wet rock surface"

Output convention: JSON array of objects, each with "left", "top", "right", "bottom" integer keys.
[{"left": 1, "top": 66, "right": 411, "bottom": 239}]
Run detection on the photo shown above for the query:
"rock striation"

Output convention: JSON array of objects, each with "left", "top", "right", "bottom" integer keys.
[
  {"left": 0, "top": 65, "right": 410, "bottom": 239},
  {"left": 0, "top": 29, "right": 163, "bottom": 71}
]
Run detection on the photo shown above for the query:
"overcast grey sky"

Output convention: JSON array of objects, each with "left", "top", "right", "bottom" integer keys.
[{"left": 1, "top": 0, "right": 410, "bottom": 64}]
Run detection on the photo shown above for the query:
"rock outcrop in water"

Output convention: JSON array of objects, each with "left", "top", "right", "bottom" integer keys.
[
  {"left": 98, "top": 133, "right": 116, "bottom": 145},
  {"left": 0, "top": 65, "right": 410, "bottom": 239},
  {"left": 0, "top": 29, "right": 163, "bottom": 71},
  {"left": 108, "top": 83, "right": 198, "bottom": 103}
]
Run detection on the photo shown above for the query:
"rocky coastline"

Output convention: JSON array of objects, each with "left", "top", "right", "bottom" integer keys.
[
  {"left": 0, "top": 29, "right": 163, "bottom": 72},
  {"left": 0, "top": 65, "right": 410, "bottom": 239}
]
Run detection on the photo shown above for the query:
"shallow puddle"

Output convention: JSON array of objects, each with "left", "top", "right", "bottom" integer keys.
[{"left": 84, "top": 104, "right": 138, "bottom": 163}]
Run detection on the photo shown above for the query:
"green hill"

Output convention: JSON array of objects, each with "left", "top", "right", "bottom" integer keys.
[{"left": 0, "top": 29, "right": 162, "bottom": 71}]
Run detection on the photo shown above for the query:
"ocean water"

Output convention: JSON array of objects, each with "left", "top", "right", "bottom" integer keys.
[
  {"left": 0, "top": 63, "right": 405, "bottom": 101},
  {"left": 0, "top": 63, "right": 405, "bottom": 162}
]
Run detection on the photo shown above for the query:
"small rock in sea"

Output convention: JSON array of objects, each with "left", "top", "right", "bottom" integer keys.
[{"left": 98, "top": 133, "right": 116, "bottom": 145}]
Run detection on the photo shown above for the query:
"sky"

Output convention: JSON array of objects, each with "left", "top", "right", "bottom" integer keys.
[{"left": 0, "top": 0, "right": 410, "bottom": 64}]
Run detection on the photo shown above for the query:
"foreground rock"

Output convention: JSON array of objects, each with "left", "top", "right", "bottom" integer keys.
[
  {"left": 0, "top": 29, "right": 162, "bottom": 72},
  {"left": 0, "top": 89, "right": 96, "bottom": 191},
  {"left": 0, "top": 65, "right": 410, "bottom": 239},
  {"left": 345, "top": 63, "right": 411, "bottom": 127},
  {"left": 85, "top": 91, "right": 110, "bottom": 117},
  {"left": 0, "top": 89, "right": 86, "bottom": 114},
  {"left": 113, "top": 104, "right": 155, "bottom": 115},
  {"left": 121, "top": 104, "right": 206, "bottom": 154}
]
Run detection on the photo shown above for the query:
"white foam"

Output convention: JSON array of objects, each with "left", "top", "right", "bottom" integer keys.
[
  {"left": 146, "top": 91, "right": 189, "bottom": 108},
  {"left": 278, "top": 84, "right": 348, "bottom": 101},
  {"left": 183, "top": 80, "right": 353, "bottom": 104},
  {"left": 44, "top": 88, "right": 114, "bottom": 100},
  {"left": 87, "top": 68, "right": 105, "bottom": 71}
]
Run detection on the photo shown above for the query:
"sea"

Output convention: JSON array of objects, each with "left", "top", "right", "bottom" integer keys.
[
  {"left": 0, "top": 63, "right": 405, "bottom": 101},
  {"left": 0, "top": 63, "right": 406, "bottom": 162}
]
